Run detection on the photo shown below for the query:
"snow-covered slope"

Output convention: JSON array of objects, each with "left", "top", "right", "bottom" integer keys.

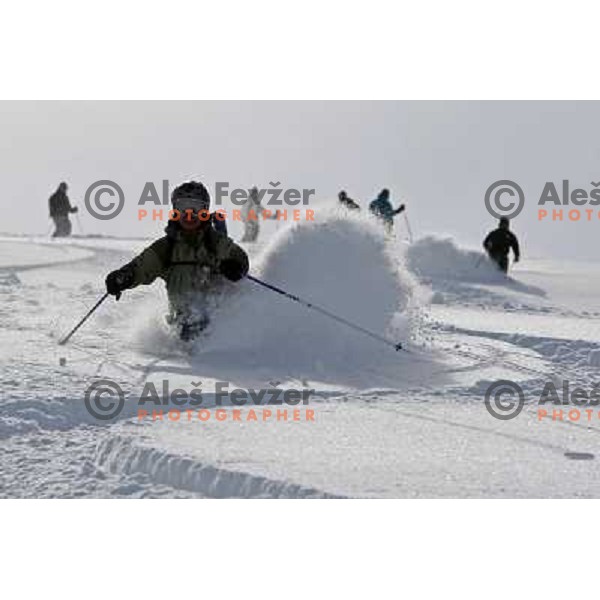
[{"left": 1, "top": 220, "right": 600, "bottom": 498}]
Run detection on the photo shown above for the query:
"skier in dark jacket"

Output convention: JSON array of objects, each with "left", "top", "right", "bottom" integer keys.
[
  {"left": 483, "top": 217, "right": 520, "bottom": 274},
  {"left": 338, "top": 190, "right": 360, "bottom": 211},
  {"left": 49, "top": 182, "right": 78, "bottom": 237},
  {"left": 369, "top": 188, "right": 405, "bottom": 232},
  {"left": 105, "top": 181, "right": 249, "bottom": 341}
]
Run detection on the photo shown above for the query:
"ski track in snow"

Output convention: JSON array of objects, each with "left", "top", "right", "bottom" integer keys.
[{"left": 1, "top": 224, "right": 600, "bottom": 498}]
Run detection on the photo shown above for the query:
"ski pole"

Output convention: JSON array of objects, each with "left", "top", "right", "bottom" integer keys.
[
  {"left": 403, "top": 212, "right": 414, "bottom": 244},
  {"left": 75, "top": 211, "right": 84, "bottom": 235},
  {"left": 247, "top": 275, "right": 404, "bottom": 352},
  {"left": 58, "top": 292, "right": 109, "bottom": 346}
]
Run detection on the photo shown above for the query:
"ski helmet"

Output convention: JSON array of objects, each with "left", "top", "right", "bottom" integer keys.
[{"left": 171, "top": 181, "right": 211, "bottom": 212}]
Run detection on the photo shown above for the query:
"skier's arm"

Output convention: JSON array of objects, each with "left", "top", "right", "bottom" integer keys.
[
  {"left": 63, "top": 193, "right": 77, "bottom": 213},
  {"left": 393, "top": 204, "right": 406, "bottom": 216},
  {"left": 483, "top": 232, "right": 492, "bottom": 252},
  {"left": 105, "top": 238, "right": 170, "bottom": 299},
  {"left": 128, "top": 238, "right": 172, "bottom": 285},
  {"left": 216, "top": 237, "right": 250, "bottom": 282},
  {"left": 510, "top": 233, "right": 520, "bottom": 262}
]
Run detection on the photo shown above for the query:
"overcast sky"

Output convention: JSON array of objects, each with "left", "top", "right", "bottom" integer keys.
[{"left": 1, "top": 101, "right": 598, "bottom": 260}]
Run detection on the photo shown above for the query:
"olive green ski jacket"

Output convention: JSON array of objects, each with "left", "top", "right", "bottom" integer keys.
[{"left": 123, "top": 225, "right": 249, "bottom": 317}]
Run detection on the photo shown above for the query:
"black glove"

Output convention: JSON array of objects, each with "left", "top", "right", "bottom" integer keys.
[
  {"left": 105, "top": 267, "right": 134, "bottom": 300},
  {"left": 219, "top": 259, "right": 246, "bottom": 282},
  {"left": 70, "top": 206, "right": 79, "bottom": 213}
]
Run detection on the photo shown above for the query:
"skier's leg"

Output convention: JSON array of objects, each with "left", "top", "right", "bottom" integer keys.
[
  {"left": 54, "top": 216, "right": 69, "bottom": 237},
  {"left": 498, "top": 255, "right": 509, "bottom": 274},
  {"left": 248, "top": 220, "right": 259, "bottom": 242},
  {"left": 172, "top": 303, "right": 210, "bottom": 342},
  {"left": 491, "top": 253, "right": 508, "bottom": 273},
  {"left": 241, "top": 221, "right": 251, "bottom": 242},
  {"left": 179, "top": 315, "right": 210, "bottom": 341}
]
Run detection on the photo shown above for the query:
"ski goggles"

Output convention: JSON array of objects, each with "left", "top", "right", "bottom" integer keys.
[{"left": 172, "top": 197, "right": 210, "bottom": 214}]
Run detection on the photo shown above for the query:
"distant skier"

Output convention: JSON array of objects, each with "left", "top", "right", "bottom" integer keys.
[
  {"left": 49, "top": 182, "right": 78, "bottom": 238},
  {"left": 338, "top": 190, "right": 360, "bottom": 211},
  {"left": 241, "top": 186, "right": 263, "bottom": 242},
  {"left": 483, "top": 217, "right": 520, "bottom": 274},
  {"left": 369, "top": 188, "right": 405, "bottom": 232},
  {"left": 105, "top": 181, "right": 249, "bottom": 341}
]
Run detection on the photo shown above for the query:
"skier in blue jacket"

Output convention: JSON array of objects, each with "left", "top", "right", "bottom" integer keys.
[{"left": 369, "top": 188, "right": 405, "bottom": 232}]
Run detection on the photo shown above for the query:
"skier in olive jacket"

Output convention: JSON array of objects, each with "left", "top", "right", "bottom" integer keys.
[{"left": 105, "top": 181, "right": 249, "bottom": 341}]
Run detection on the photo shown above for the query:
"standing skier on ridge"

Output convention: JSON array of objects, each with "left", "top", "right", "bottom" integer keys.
[
  {"left": 104, "top": 181, "right": 249, "bottom": 341},
  {"left": 49, "top": 182, "right": 78, "bottom": 238},
  {"left": 369, "top": 188, "right": 405, "bottom": 233},
  {"left": 483, "top": 217, "right": 520, "bottom": 274}
]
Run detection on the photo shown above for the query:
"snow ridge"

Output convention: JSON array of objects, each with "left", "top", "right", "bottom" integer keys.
[{"left": 95, "top": 436, "right": 343, "bottom": 499}]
